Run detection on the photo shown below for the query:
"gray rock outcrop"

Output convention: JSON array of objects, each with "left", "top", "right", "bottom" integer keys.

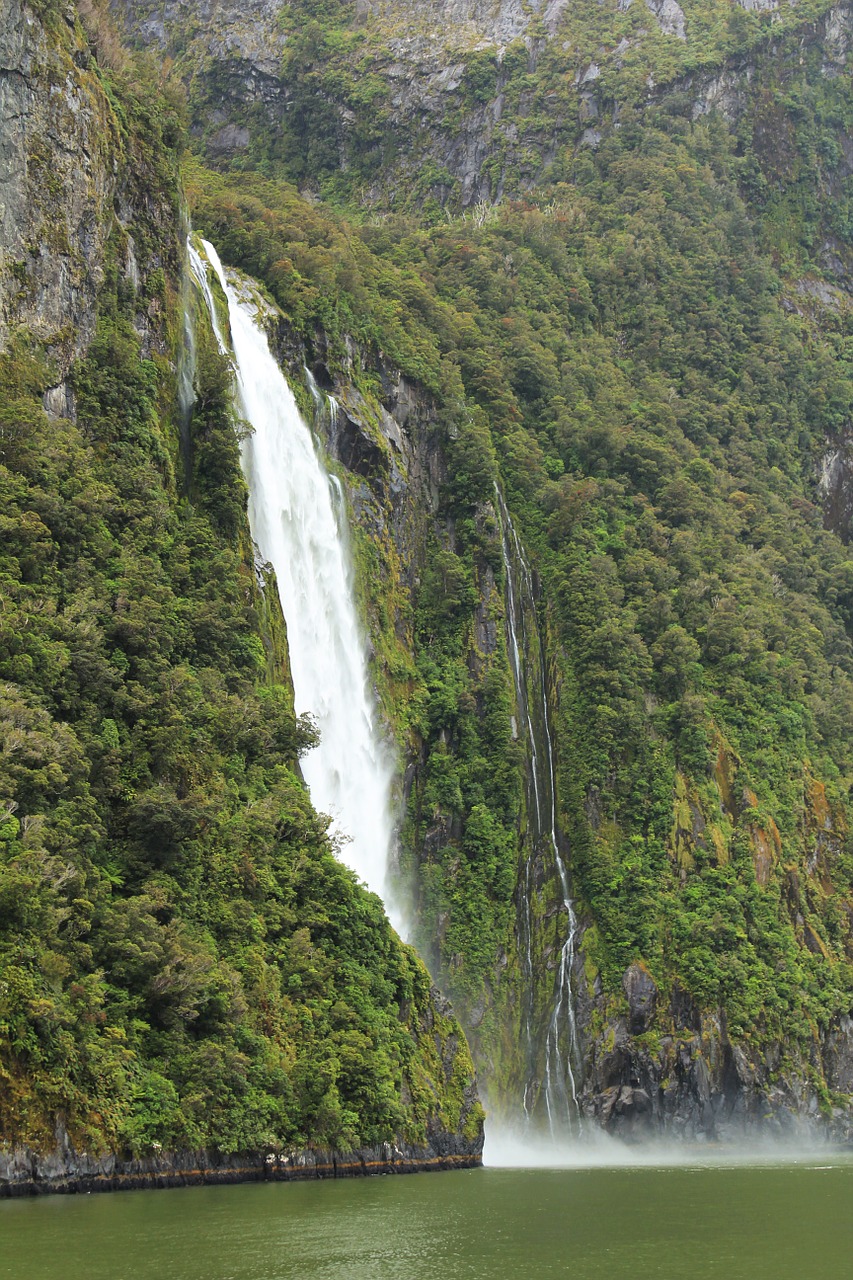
[
  {"left": 574, "top": 942, "right": 853, "bottom": 1144},
  {"left": 1, "top": 1134, "right": 483, "bottom": 1196},
  {"left": 0, "top": 0, "right": 115, "bottom": 373}
]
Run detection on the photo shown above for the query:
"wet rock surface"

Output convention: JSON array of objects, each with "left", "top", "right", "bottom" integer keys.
[
  {"left": 0, "top": 0, "right": 178, "bottom": 385},
  {"left": 623, "top": 963, "right": 657, "bottom": 1035},
  {"left": 0, "top": 1135, "right": 483, "bottom": 1197},
  {"left": 820, "top": 427, "right": 853, "bottom": 542},
  {"left": 0, "top": 0, "right": 113, "bottom": 369},
  {"left": 574, "top": 931, "right": 853, "bottom": 1144}
]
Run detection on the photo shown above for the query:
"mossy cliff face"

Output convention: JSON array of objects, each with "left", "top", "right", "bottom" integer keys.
[
  {"left": 0, "top": 2, "right": 483, "bottom": 1192},
  {"left": 288, "top": 331, "right": 853, "bottom": 1141},
  {"left": 1, "top": 0, "right": 121, "bottom": 381},
  {"left": 111, "top": 0, "right": 853, "bottom": 212},
  {"left": 569, "top": 743, "right": 853, "bottom": 1140}
]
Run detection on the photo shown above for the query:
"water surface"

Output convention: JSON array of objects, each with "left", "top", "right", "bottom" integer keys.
[{"left": 2, "top": 1157, "right": 850, "bottom": 1279}]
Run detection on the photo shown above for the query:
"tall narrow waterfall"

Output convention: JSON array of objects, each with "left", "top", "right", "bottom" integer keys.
[
  {"left": 188, "top": 240, "right": 399, "bottom": 922},
  {"left": 496, "top": 488, "right": 582, "bottom": 1137},
  {"left": 176, "top": 245, "right": 198, "bottom": 491}
]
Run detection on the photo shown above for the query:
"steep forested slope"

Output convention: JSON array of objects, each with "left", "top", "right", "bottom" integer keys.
[
  {"left": 1, "top": 0, "right": 851, "bottom": 1164},
  {"left": 0, "top": 0, "right": 482, "bottom": 1187},
  {"left": 141, "top": 0, "right": 853, "bottom": 1136}
]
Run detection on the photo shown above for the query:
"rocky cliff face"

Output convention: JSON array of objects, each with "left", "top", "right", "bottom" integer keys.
[
  {"left": 574, "top": 951, "right": 853, "bottom": 1143},
  {"left": 2, "top": 1131, "right": 483, "bottom": 1197},
  {"left": 0, "top": 0, "right": 180, "bottom": 412},
  {"left": 359, "top": 0, "right": 556, "bottom": 47},
  {"left": 112, "top": 0, "right": 562, "bottom": 205},
  {"left": 111, "top": 0, "right": 853, "bottom": 211},
  {"left": 0, "top": 0, "right": 116, "bottom": 391}
]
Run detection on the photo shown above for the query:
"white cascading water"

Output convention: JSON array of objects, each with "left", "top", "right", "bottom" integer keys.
[
  {"left": 496, "top": 487, "right": 582, "bottom": 1137},
  {"left": 188, "top": 239, "right": 399, "bottom": 922}
]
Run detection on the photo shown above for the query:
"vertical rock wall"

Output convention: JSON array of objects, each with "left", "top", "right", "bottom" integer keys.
[{"left": 0, "top": 0, "right": 117, "bottom": 383}]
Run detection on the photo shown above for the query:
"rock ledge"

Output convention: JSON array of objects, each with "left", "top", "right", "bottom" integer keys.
[{"left": 0, "top": 1136, "right": 483, "bottom": 1198}]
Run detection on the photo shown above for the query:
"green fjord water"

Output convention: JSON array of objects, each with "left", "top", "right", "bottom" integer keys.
[{"left": 1, "top": 1156, "right": 850, "bottom": 1280}]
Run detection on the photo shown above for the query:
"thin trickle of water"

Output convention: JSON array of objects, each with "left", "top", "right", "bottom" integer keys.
[
  {"left": 495, "top": 486, "right": 581, "bottom": 1136},
  {"left": 188, "top": 240, "right": 400, "bottom": 927},
  {"left": 187, "top": 241, "right": 228, "bottom": 352},
  {"left": 496, "top": 489, "right": 538, "bottom": 1118},
  {"left": 176, "top": 254, "right": 198, "bottom": 490},
  {"left": 304, "top": 365, "right": 324, "bottom": 411},
  {"left": 304, "top": 368, "right": 342, "bottom": 453},
  {"left": 328, "top": 472, "right": 345, "bottom": 517}
]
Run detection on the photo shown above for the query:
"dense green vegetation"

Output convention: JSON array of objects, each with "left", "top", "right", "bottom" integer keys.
[
  {"left": 187, "top": 163, "right": 523, "bottom": 1020},
  {"left": 187, "top": 13, "right": 853, "bottom": 1091},
  {"left": 0, "top": 19, "right": 481, "bottom": 1157},
  {"left": 3, "top": 0, "right": 852, "bottom": 1154}
]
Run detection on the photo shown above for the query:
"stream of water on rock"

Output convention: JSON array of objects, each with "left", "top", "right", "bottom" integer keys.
[
  {"left": 188, "top": 240, "right": 399, "bottom": 922},
  {"left": 495, "top": 488, "right": 581, "bottom": 1137},
  {"left": 189, "top": 236, "right": 591, "bottom": 1134}
]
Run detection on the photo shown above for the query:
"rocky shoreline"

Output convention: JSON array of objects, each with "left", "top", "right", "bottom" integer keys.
[{"left": 0, "top": 1137, "right": 484, "bottom": 1198}]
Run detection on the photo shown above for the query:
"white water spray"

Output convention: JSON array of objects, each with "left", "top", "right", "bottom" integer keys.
[
  {"left": 188, "top": 240, "right": 400, "bottom": 924},
  {"left": 496, "top": 487, "right": 582, "bottom": 1136}
]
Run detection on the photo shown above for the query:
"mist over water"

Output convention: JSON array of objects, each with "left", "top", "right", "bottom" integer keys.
[
  {"left": 483, "top": 1120, "right": 850, "bottom": 1170},
  {"left": 190, "top": 240, "right": 402, "bottom": 930}
]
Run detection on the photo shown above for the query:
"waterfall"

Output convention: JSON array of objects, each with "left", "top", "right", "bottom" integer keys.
[
  {"left": 188, "top": 239, "right": 400, "bottom": 924},
  {"left": 495, "top": 487, "right": 582, "bottom": 1136},
  {"left": 176, "top": 250, "right": 199, "bottom": 491},
  {"left": 304, "top": 367, "right": 341, "bottom": 450},
  {"left": 496, "top": 489, "right": 538, "bottom": 1118},
  {"left": 187, "top": 240, "right": 227, "bottom": 349}
]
